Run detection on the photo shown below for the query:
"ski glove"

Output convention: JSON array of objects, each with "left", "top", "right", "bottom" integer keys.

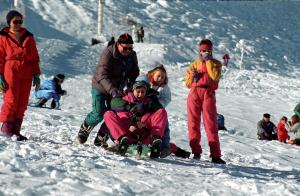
[
  {"left": 192, "top": 71, "right": 201, "bottom": 82},
  {"left": 202, "top": 52, "right": 212, "bottom": 61},
  {"left": 60, "top": 90, "right": 67, "bottom": 95},
  {"left": 0, "top": 75, "right": 7, "bottom": 92},
  {"left": 32, "top": 75, "right": 40, "bottom": 91}
]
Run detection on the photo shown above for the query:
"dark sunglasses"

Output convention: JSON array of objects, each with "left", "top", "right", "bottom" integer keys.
[
  {"left": 12, "top": 20, "right": 23, "bottom": 25},
  {"left": 200, "top": 50, "right": 212, "bottom": 53},
  {"left": 121, "top": 45, "right": 133, "bottom": 51}
]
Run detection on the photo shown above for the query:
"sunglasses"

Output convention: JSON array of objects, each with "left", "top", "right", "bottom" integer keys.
[
  {"left": 200, "top": 50, "right": 212, "bottom": 53},
  {"left": 12, "top": 20, "right": 23, "bottom": 25},
  {"left": 121, "top": 44, "right": 133, "bottom": 51}
]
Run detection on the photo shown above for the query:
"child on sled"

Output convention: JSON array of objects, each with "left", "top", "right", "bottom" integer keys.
[{"left": 104, "top": 79, "right": 167, "bottom": 158}]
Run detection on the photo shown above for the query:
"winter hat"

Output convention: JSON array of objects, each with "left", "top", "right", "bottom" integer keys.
[
  {"left": 263, "top": 113, "right": 270, "bottom": 118},
  {"left": 199, "top": 39, "right": 213, "bottom": 51},
  {"left": 6, "top": 10, "right": 23, "bottom": 25},
  {"left": 55, "top": 74, "right": 65, "bottom": 82},
  {"left": 135, "top": 75, "right": 150, "bottom": 85},
  {"left": 132, "top": 81, "right": 148, "bottom": 91},
  {"left": 117, "top": 33, "right": 134, "bottom": 44}
]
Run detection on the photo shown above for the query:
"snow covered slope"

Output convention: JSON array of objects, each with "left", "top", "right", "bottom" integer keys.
[{"left": 0, "top": 0, "right": 300, "bottom": 195}]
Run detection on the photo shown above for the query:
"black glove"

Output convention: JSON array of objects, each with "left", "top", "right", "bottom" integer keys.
[
  {"left": 129, "top": 103, "right": 145, "bottom": 116},
  {"left": 59, "top": 90, "right": 67, "bottom": 95}
]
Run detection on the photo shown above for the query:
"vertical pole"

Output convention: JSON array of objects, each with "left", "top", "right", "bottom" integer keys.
[
  {"left": 98, "top": 0, "right": 105, "bottom": 36},
  {"left": 14, "top": 0, "right": 20, "bottom": 9}
]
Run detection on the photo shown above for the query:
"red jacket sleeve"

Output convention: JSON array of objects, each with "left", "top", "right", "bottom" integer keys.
[{"left": 0, "top": 37, "right": 5, "bottom": 75}]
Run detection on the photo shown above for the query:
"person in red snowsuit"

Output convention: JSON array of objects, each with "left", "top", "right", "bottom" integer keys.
[
  {"left": 185, "top": 39, "right": 226, "bottom": 164},
  {"left": 0, "top": 10, "right": 41, "bottom": 140},
  {"left": 277, "top": 116, "right": 289, "bottom": 143}
]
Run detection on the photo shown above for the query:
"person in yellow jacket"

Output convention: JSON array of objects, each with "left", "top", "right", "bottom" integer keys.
[{"left": 185, "top": 39, "right": 229, "bottom": 164}]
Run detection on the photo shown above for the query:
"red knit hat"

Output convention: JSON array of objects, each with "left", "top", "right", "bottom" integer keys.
[{"left": 199, "top": 39, "right": 213, "bottom": 51}]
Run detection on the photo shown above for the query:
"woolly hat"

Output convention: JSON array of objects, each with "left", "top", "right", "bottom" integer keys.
[
  {"left": 6, "top": 10, "right": 23, "bottom": 25},
  {"left": 263, "top": 113, "right": 270, "bottom": 118},
  {"left": 55, "top": 74, "right": 65, "bottom": 82},
  {"left": 117, "top": 33, "right": 134, "bottom": 44},
  {"left": 135, "top": 75, "right": 150, "bottom": 85},
  {"left": 199, "top": 39, "right": 213, "bottom": 51},
  {"left": 132, "top": 81, "right": 148, "bottom": 90}
]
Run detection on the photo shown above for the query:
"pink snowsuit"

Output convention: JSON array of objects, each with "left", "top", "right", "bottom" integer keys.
[
  {"left": 104, "top": 93, "right": 167, "bottom": 144},
  {"left": 185, "top": 59, "right": 222, "bottom": 158}
]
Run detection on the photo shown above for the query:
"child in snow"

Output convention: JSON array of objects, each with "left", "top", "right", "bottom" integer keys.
[
  {"left": 146, "top": 65, "right": 191, "bottom": 158},
  {"left": 103, "top": 79, "right": 168, "bottom": 158},
  {"left": 277, "top": 116, "right": 289, "bottom": 143},
  {"left": 34, "top": 74, "right": 66, "bottom": 109},
  {"left": 185, "top": 39, "right": 227, "bottom": 164},
  {"left": 288, "top": 115, "right": 300, "bottom": 145}
]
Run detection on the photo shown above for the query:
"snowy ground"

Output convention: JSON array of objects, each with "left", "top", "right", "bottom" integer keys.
[{"left": 1, "top": 0, "right": 300, "bottom": 195}]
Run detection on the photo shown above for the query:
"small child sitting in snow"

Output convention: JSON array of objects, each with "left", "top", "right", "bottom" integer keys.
[
  {"left": 277, "top": 116, "right": 289, "bottom": 143},
  {"left": 34, "top": 74, "right": 67, "bottom": 109},
  {"left": 145, "top": 65, "right": 191, "bottom": 159}
]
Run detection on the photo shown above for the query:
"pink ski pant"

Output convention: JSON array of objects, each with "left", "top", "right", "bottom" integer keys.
[
  {"left": 104, "top": 108, "right": 167, "bottom": 144},
  {"left": 187, "top": 88, "right": 221, "bottom": 158}
]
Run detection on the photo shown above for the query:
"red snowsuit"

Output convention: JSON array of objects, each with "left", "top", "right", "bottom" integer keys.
[
  {"left": 104, "top": 93, "right": 167, "bottom": 144},
  {"left": 185, "top": 59, "right": 222, "bottom": 158},
  {"left": 0, "top": 27, "right": 40, "bottom": 123},
  {"left": 277, "top": 121, "right": 289, "bottom": 142}
]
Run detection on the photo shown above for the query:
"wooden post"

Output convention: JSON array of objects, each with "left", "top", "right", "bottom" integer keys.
[{"left": 98, "top": 0, "right": 105, "bottom": 36}]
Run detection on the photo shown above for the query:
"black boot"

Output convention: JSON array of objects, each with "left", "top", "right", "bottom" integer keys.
[
  {"left": 193, "top": 153, "right": 201, "bottom": 160},
  {"left": 211, "top": 157, "right": 226, "bottom": 164},
  {"left": 118, "top": 136, "right": 129, "bottom": 156},
  {"left": 77, "top": 121, "right": 94, "bottom": 144},
  {"left": 94, "top": 123, "right": 109, "bottom": 148},
  {"left": 50, "top": 100, "right": 56, "bottom": 109},
  {"left": 16, "top": 134, "right": 28, "bottom": 141},
  {"left": 175, "top": 148, "right": 191, "bottom": 159},
  {"left": 35, "top": 99, "right": 48, "bottom": 107},
  {"left": 13, "top": 118, "right": 28, "bottom": 141},
  {"left": 150, "top": 136, "right": 162, "bottom": 159}
]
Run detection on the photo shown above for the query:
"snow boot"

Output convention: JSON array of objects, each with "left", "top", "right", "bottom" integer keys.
[
  {"left": 35, "top": 98, "right": 48, "bottom": 107},
  {"left": 13, "top": 119, "right": 27, "bottom": 141},
  {"left": 94, "top": 133, "right": 109, "bottom": 148},
  {"left": 150, "top": 136, "right": 162, "bottom": 159},
  {"left": 77, "top": 121, "right": 94, "bottom": 144},
  {"left": 118, "top": 136, "right": 129, "bottom": 156},
  {"left": 175, "top": 148, "right": 191, "bottom": 159},
  {"left": 211, "top": 157, "right": 226, "bottom": 164},
  {"left": 1, "top": 122, "right": 13, "bottom": 137},
  {"left": 193, "top": 153, "right": 201, "bottom": 160},
  {"left": 160, "top": 146, "right": 171, "bottom": 158},
  {"left": 94, "top": 123, "right": 109, "bottom": 148}
]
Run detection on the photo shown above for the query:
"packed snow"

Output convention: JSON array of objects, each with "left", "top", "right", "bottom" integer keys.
[{"left": 0, "top": 0, "right": 300, "bottom": 195}]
